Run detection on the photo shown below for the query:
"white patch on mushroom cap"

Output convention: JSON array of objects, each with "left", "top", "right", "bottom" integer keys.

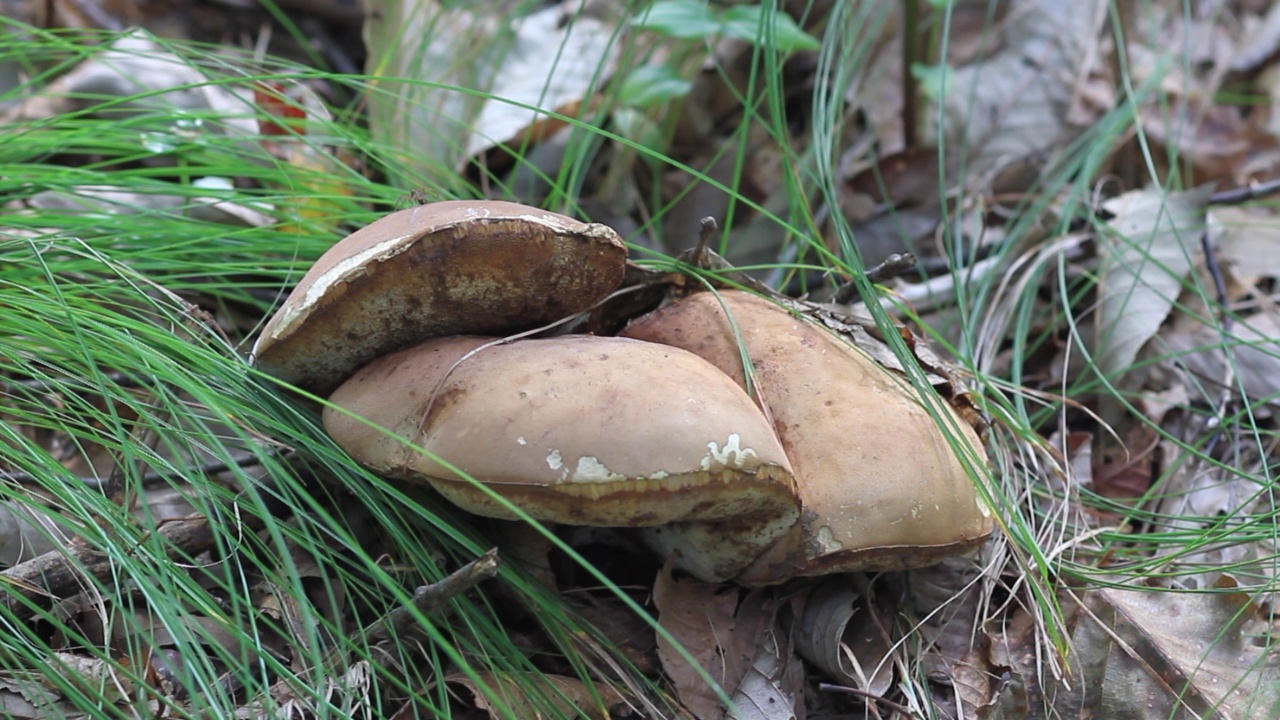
[
  {"left": 572, "top": 456, "right": 626, "bottom": 482},
  {"left": 460, "top": 205, "right": 493, "bottom": 219},
  {"left": 814, "top": 524, "right": 843, "bottom": 554},
  {"left": 700, "top": 433, "right": 758, "bottom": 470},
  {"left": 516, "top": 436, "right": 527, "bottom": 445},
  {"left": 545, "top": 449, "right": 563, "bottom": 471}
]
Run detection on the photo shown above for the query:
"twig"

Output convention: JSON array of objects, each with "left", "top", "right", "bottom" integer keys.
[
  {"left": 1199, "top": 230, "right": 1235, "bottom": 459},
  {"left": 690, "top": 216, "right": 718, "bottom": 267},
  {"left": 0, "top": 452, "right": 278, "bottom": 489},
  {"left": 364, "top": 548, "right": 501, "bottom": 645},
  {"left": 1200, "top": 232, "right": 1232, "bottom": 335},
  {"left": 0, "top": 510, "right": 263, "bottom": 616},
  {"left": 680, "top": 216, "right": 800, "bottom": 301},
  {"left": 1208, "top": 177, "right": 1280, "bottom": 206},
  {"left": 834, "top": 253, "right": 918, "bottom": 305},
  {"left": 229, "top": 549, "right": 503, "bottom": 705},
  {"left": 819, "top": 683, "right": 917, "bottom": 716}
]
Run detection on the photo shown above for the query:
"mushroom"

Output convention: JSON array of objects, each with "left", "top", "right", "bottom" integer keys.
[
  {"left": 621, "top": 290, "right": 993, "bottom": 584},
  {"left": 252, "top": 200, "right": 627, "bottom": 395},
  {"left": 322, "top": 334, "right": 801, "bottom": 582}
]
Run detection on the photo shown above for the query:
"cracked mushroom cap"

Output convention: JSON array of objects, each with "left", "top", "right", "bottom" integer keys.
[
  {"left": 323, "top": 334, "right": 801, "bottom": 582},
  {"left": 252, "top": 200, "right": 627, "bottom": 396},
  {"left": 621, "top": 290, "right": 994, "bottom": 585}
]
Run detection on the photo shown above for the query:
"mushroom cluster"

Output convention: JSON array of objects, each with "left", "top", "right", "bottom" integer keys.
[{"left": 254, "top": 200, "right": 994, "bottom": 584}]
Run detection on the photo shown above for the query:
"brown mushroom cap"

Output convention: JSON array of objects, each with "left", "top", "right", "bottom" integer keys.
[
  {"left": 621, "top": 290, "right": 993, "bottom": 584},
  {"left": 252, "top": 200, "right": 627, "bottom": 395},
  {"left": 323, "top": 334, "right": 801, "bottom": 581}
]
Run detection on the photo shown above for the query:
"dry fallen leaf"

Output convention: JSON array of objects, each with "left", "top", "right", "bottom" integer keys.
[
  {"left": 2, "top": 30, "right": 258, "bottom": 136},
  {"left": 909, "top": 559, "right": 999, "bottom": 716},
  {"left": 1139, "top": 101, "right": 1278, "bottom": 186},
  {"left": 16, "top": 185, "right": 274, "bottom": 228},
  {"left": 654, "top": 565, "right": 741, "bottom": 719},
  {"left": 1072, "top": 582, "right": 1280, "bottom": 720},
  {"left": 1145, "top": 430, "right": 1280, "bottom": 603},
  {"left": 364, "top": 0, "right": 618, "bottom": 183},
  {"left": 0, "top": 673, "right": 90, "bottom": 719},
  {"left": 834, "top": 147, "right": 949, "bottom": 266},
  {"left": 462, "top": 5, "right": 618, "bottom": 162},
  {"left": 792, "top": 577, "right": 894, "bottom": 695},
  {"left": 728, "top": 623, "right": 802, "bottom": 720},
  {"left": 987, "top": 605, "right": 1071, "bottom": 718},
  {"left": 1231, "top": 2, "right": 1280, "bottom": 72},
  {"left": 446, "top": 671, "right": 625, "bottom": 720},
  {"left": 1208, "top": 206, "right": 1280, "bottom": 283},
  {"left": 1095, "top": 185, "right": 1212, "bottom": 384},
  {"left": 1155, "top": 305, "right": 1280, "bottom": 407},
  {"left": 933, "top": 0, "right": 1101, "bottom": 179},
  {"left": 0, "top": 501, "right": 70, "bottom": 568},
  {"left": 654, "top": 563, "right": 793, "bottom": 720}
]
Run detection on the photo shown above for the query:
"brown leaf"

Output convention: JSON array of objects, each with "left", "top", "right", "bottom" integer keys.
[
  {"left": 835, "top": 148, "right": 946, "bottom": 266},
  {"left": 1208, "top": 206, "right": 1280, "bottom": 283},
  {"left": 655, "top": 564, "right": 789, "bottom": 719},
  {"left": 0, "top": 674, "right": 89, "bottom": 718},
  {"left": 1156, "top": 304, "right": 1280, "bottom": 407},
  {"left": 1092, "top": 423, "right": 1158, "bottom": 504},
  {"left": 570, "top": 592, "right": 660, "bottom": 676},
  {"left": 792, "top": 577, "right": 894, "bottom": 695},
  {"left": 841, "top": 147, "right": 943, "bottom": 219},
  {"left": 446, "top": 671, "right": 625, "bottom": 720},
  {"left": 1071, "top": 583, "right": 1280, "bottom": 719},
  {"left": 1139, "top": 102, "right": 1277, "bottom": 186},
  {"left": 909, "top": 559, "right": 999, "bottom": 715},
  {"left": 1232, "top": 3, "right": 1280, "bottom": 72},
  {"left": 729, "top": 620, "right": 803, "bottom": 720},
  {"left": 935, "top": 1, "right": 1097, "bottom": 179},
  {"left": 364, "top": 2, "right": 619, "bottom": 182},
  {"left": 986, "top": 605, "right": 1074, "bottom": 718},
  {"left": 1144, "top": 432, "right": 1280, "bottom": 600}
]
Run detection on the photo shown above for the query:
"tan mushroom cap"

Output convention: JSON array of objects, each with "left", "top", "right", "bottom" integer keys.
[
  {"left": 323, "top": 334, "right": 801, "bottom": 582},
  {"left": 621, "top": 290, "right": 994, "bottom": 585},
  {"left": 253, "top": 200, "right": 627, "bottom": 395}
]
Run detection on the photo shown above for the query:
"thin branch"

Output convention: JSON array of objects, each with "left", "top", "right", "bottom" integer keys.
[
  {"left": 819, "top": 683, "right": 917, "bottom": 716},
  {"left": 229, "top": 549, "right": 503, "bottom": 705},
  {"left": 364, "top": 548, "right": 501, "bottom": 645},
  {"left": 0, "top": 510, "right": 262, "bottom": 616},
  {"left": 0, "top": 452, "right": 278, "bottom": 489},
  {"left": 1199, "top": 230, "right": 1236, "bottom": 459},
  {"left": 689, "top": 216, "right": 718, "bottom": 267},
  {"left": 1208, "top": 177, "right": 1280, "bottom": 206},
  {"left": 834, "top": 253, "right": 918, "bottom": 305}
]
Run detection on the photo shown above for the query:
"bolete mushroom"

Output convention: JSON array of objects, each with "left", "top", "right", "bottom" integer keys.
[
  {"left": 322, "top": 334, "right": 801, "bottom": 582},
  {"left": 252, "top": 200, "right": 627, "bottom": 395},
  {"left": 621, "top": 290, "right": 993, "bottom": 584}
]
